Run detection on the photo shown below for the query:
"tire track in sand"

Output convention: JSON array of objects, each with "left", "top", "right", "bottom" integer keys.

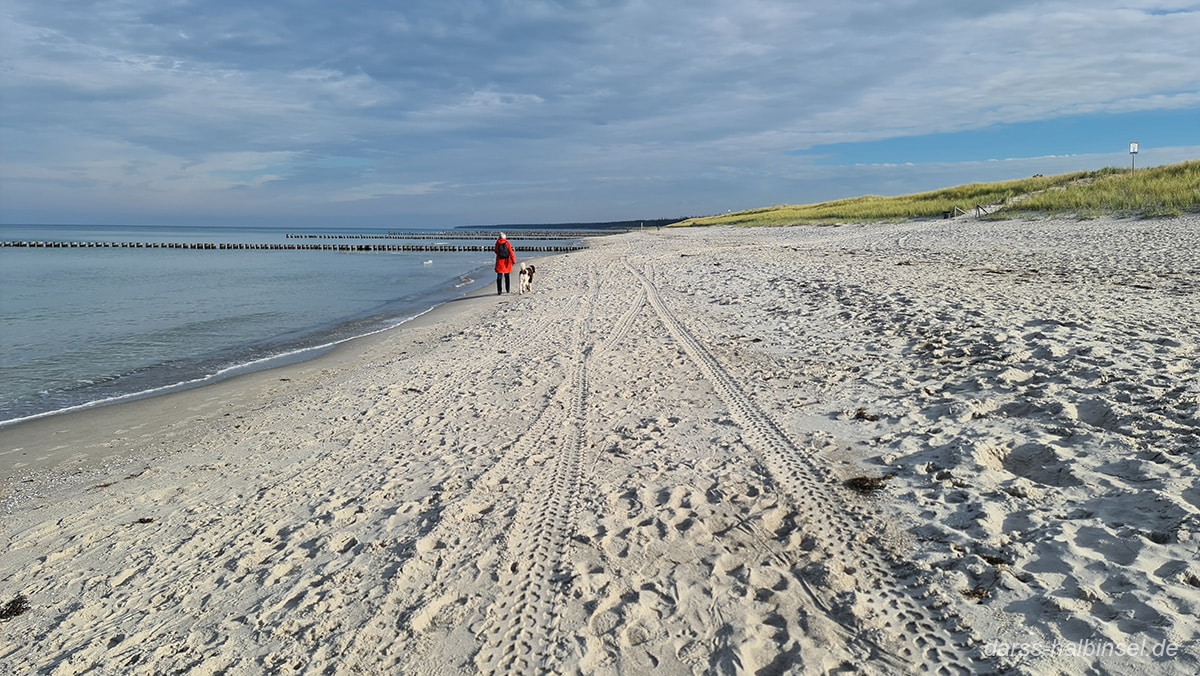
[
  {"left": 371, "top": 288, "right": 590, "bottom": 672},
  {"left": 627, "top": 257, "right": 984, "bottom": 674},
  {"left": 471, "top": 257, "right": 607, "bottom": 673},
  {"left": 381, "top": 257, "right": 611, "bottom": 673}
]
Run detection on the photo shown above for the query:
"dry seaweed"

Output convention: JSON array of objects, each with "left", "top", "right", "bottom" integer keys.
[
  {"left": 1, "top": 594, "right": 31, "bottom": 621},
  {"left": 961, "top": 587, "right": 990, "bottom": 602},
  {"left": 850, "top": 407, "right": 879, "bottom": 422},
  {"left": 844, "top": 475, "right": 895, "bottom": 494}
]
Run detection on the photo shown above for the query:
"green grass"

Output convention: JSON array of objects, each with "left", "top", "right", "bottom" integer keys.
[{"left": 675, "top": 159, "right": 1200, "bottom": 227}]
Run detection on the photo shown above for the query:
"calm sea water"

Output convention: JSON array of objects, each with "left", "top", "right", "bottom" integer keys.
[{"left": 0, "top": 224, "right": 560, "bottom": 426}]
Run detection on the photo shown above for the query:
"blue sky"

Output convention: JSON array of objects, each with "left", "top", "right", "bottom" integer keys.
[{"left": 1, "top": 1, "right": 1198, "bottom": 228}]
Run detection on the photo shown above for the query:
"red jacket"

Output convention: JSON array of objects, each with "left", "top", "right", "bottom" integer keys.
[{"left": 494, "top": 238, "right": 515, "bottom": 273}]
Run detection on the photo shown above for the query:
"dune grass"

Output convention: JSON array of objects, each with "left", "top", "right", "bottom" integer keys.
[
  {"left": 1006, "top": 160, "right": 1200, "bottom": 218},
  {"left": 675, "top": 160, "right": 1200, "bottom": 226}
]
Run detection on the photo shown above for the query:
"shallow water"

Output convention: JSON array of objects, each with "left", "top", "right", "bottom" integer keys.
[{"left": 0, "top": 224, "right": 558, "bottom": 424}]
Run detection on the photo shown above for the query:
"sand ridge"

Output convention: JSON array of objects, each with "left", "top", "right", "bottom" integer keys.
[{"left": 2, "top": 217, "right": 1198, "bottom": 674}]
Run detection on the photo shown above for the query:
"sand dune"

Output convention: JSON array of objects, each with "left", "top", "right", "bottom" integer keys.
[{"left": 2, "top": 217, "right": 1198, "bottom": 674}]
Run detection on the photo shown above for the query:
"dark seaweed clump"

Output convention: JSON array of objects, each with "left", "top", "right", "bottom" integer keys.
[
  {"left": 1, "top": 594, "right": 31, "bottom": 620},
  {"left": 844, "top": 475, "right": 895, "bottom": 494},
  {"left": 962, "top": 587, "right": 990, "bottom": 602}
]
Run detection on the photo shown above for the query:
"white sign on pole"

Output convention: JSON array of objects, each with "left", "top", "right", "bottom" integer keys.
[{"left": 1130, "top": 142, "right": 1139, "bottom": 154}]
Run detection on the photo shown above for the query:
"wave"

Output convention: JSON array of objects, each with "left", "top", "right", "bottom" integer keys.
[{"left": 0, "top": 304, "right": 442, "bottom": 429}]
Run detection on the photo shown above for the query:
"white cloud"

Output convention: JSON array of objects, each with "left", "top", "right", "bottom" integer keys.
[
  {"left": 407, "top": 89, "right": 546, "bottom": 129},
  {"left": 331, "top": 182, "right": 448, "bottom": 202}
]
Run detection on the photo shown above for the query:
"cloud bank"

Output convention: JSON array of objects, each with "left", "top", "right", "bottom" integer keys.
[{"left": 2, "top": 0, "right": 1198, "bottom": 226}]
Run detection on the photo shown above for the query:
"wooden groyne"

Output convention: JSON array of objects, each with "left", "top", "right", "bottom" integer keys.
[
  {"left": 0, "top": 241, "right": 587, "bottom": 252},
  {"left": 288, "top": 230, "right": 618, "bottom": 241}
]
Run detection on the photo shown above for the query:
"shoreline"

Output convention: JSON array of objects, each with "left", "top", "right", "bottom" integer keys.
[
  {"left": 0, "top": 279, "right": 502, "bottom": 481},
  {"left": 0, "top": 261, "right": 495, "bottom": 431},
  {"left": 0, "top": 286, "right": 465, "bottom": 435},
  {"left": 0, "top": 222, "right": 580, "bottom": 429},
  {"left": 2, "top": 219, "right": 1197, "bottom": 674}
]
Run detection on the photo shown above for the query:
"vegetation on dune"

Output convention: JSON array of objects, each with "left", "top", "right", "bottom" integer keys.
[
  {"left": 675, "top": 160, "right": 1200, "bottom": 226},
  {"left": 1007, "top": 160, "right": 1200, "bottom": 218}
]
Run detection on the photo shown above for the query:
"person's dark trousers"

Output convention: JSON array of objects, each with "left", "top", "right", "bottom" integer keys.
[{"left": 497, "top": 273, "right": 510, "bottom": 294}]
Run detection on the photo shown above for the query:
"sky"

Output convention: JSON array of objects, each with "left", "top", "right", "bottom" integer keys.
[{"left": 1, "top": 1, "right": 1198, "bottom": 228}]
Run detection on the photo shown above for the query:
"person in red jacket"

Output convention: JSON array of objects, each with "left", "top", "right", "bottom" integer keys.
[{"left": 494, "top": 232, "right": 515, "bottom": 295}]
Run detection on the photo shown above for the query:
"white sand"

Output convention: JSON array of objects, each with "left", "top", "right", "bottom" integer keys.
[{"left": 2, "top": 217, "right": 1198, "bottom": 674}]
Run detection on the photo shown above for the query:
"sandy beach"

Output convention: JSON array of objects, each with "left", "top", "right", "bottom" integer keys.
[{"left": 3, "top": 217, "right": 1198, "bottom": 674}]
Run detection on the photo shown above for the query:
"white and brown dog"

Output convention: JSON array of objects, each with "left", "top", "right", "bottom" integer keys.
[{"left": 518, "top": 262, "right": 536, "bottom": 294}]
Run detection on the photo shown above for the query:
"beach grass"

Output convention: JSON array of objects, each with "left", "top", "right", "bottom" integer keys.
[
  {"left": 1005, "top": 159, "right": 1200, "bottom": 218},
  {"left": 675, "top": 159, "right": 1200, "bottom": 226}
]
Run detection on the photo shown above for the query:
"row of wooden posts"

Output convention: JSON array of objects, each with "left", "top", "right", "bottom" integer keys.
[
  {"left": 0, "top": 241, "right": 587, "bottom": 252},
  {"left": 287, "top": 231, "right": 612, "bottom": 240}
]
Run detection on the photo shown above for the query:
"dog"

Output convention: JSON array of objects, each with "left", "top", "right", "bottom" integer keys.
[{"left": 518, "top": 262, "right": 536, "bottom": 294}]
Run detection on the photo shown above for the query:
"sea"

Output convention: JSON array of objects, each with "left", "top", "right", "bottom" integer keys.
[{"left": 0, "top": 224, "right": 573, "bottom": 427}]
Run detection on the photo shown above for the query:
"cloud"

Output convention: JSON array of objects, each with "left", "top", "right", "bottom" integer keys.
[{"left": 331, "top": 182, "right": 449, "bottom": 202}]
